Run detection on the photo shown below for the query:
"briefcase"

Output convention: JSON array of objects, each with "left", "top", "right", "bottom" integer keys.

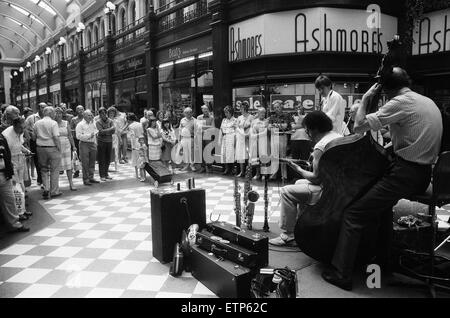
[
  {"left": 206, "top": 222, "right": 269, "bottom": 268},
  {"left": 189, "top": 244, "right": 253, "bottom": 298},
  {"left": 151, "top": 188, "right": 206, "bottom": 263},
  {"left": 144, "top": 161, "right": 172, "bottom": 184},
  {"left": 196, "top": 229, "right": 261, "bottom": 269}
]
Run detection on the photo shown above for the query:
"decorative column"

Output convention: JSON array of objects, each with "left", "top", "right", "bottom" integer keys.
[
  {"left": 104, "top": 11, "right": 115, "bottom": 107},
  {"left": 210, "top": 0, "right": 231, "bottom": 128},
  {"left": 77, "top": 25, "right": 86, "bottom": 106},
  {"left": 145, "top": 5, "right": 158, "bottom": 109}
]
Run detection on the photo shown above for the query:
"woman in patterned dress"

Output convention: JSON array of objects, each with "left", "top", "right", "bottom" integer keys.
[
  {"left": 220, "top": 105, "right": 237, "bottom": 175},
  {"left": 55, "top": 107, "right": 77, "bottom": 191},
  {"left": 235, "top": 101, "right": 254, "bottom": 177},
  {"left": 249, "top": 107, "right": 269, "bottom": 180},
  {"left": 147, "top": 117, "right": 163, "bottom": 161}
]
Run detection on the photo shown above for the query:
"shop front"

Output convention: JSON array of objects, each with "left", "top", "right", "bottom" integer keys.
[
  {"left": 113, "top": 53, "right": 146, "bottom": 116},
  {"left": 156, "top": 34, "right": 213, "bottom": 117},
  {"left": 228, "top": 7, "right": 398, "bottom": 113},
  {"left": 49, "top": 83, "right": 61, "bottom": 106},
  {"left": 85, "top": 68, "right": 107, "bottom": 112},
  {"left": 64, "top": 78, "right": 80, "bottom": 109},
  {"left": 409, "top": 8, "right": 450, "bottom": 112}
]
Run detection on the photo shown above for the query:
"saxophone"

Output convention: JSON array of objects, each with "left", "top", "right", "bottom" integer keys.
[
  {"left": 243, "top": 162, "right": 259, "bottom": 230},
  {"left": 234, "top": 164, "right": 242, "bottom": 228}
]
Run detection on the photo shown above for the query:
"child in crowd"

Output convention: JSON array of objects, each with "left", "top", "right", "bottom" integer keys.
[
  {"left": 160, "top": 119, "right": 176, "bottom": 168},
  {"left": 136, "top": 136, "right": 149, "bottom": 182}
]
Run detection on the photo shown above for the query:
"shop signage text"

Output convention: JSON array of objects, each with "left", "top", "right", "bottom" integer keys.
[
  {"left": 114, "top": 54, "right": 145, "bottom": 73},
  {"left": 413, "top": 9, "right": 450, "bottom": 55},
  {"left": 157, "top": 35, "right": 212, "bottom": 64},
  {"left": 229, "top": 7, "right": 398, "bottom": 62},
  {"left": 50, "top": 83, "right": 61, "bottom": 93},
  {"left": 39, "top": 88, "right": 47, "bottom": 96}
]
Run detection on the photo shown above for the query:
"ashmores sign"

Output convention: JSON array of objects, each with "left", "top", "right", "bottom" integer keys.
[
  {"left": 229, "top": 7, "right": 398, "bottom": 62},
  {"left": 413, "top": 9, "right": 450, "bottom": 55}
]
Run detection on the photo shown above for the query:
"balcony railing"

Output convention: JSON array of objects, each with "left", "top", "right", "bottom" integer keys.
[
  {"left": 157, "top": 0, "right": 208, "bottom": 33},
  {"left": 114, "top": 17, "right": 147, "bottom": 50}
]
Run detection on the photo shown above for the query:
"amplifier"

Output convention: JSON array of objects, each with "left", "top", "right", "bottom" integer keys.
[
  {"left": 190, "top": 244, "right": 253, "bottom": 298},
  {"left": 150, "top": 188, "right": 206, "bottom": 263},
  {"left": 196, "top": 229, "right": 260, "bottom": 269},
  {"left": 206, "top": 222, "right": 269, "bottom": 268}
]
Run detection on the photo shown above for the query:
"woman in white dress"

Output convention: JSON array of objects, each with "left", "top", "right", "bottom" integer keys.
[
  {"left": 55, "top": 107, "right": 77, "bottom": 190},
  {"left": 235, "top": 101, "right": 254, "bottom": 177},
  {"left": 220, "top": 105, "right": 237, "bottom": 175},
  {"left": 249, "top": 107, "right": 269, "bottom": 180},
  {"left": 107, "top": 107, "right": 120, "bottom": 172}
]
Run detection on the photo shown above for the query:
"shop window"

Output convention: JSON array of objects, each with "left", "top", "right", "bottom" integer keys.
[{"left": 158, "top": 63, "right": 174, "bottom": 82}]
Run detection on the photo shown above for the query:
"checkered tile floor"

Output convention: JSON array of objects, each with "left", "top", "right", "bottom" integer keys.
[{"left": 0, "top": 163, "right": 284, "bottom": 298}]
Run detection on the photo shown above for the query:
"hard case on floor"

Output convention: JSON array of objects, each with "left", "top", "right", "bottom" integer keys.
[
  {"left": 189, "top": 244, "right": 253, "bottom": 298},
  {"left": 144, "top": 161, "right": 172, "bottom": 183},
  {"left": 206, "top": 222, "right": 269, "bottom": 267},
  {"left": 196, "top": 229, "right": 260, "bottom": 269},
  {"left": 150, "top": 188, "right": 206, "bottom": 263}
]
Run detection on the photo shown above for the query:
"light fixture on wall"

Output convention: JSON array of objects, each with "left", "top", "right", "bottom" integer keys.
[
  {"left": 355, "top": 83, "right": 359, "bottom": 89},
  {"left": 343, "top": 83, "right": 348, "bottom": 89},
  {"left": 13, "top": 71, "right": 18, "bottom": 76},
  {"left": 45, "top": 47, "right": 52, "bottom": 68},
  {"left": 76, "top": 22, "right": 85, "bottom": 49},
  {"left": 19, "top": 67, "right": 24, "bottom": 72},
  {"left": 58, "top": 37, "right": 67, "bottom": 60},
  {"left": 104, "top": 2, "right": 116, "bottom": 35},
  {"left": 26, "top": 61, "right": 31, "bottom": 68}
]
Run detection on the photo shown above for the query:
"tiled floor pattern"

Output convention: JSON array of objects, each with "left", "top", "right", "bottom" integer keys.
[{"left": 0, "top": 163, "right": 285, "bottom": 298}]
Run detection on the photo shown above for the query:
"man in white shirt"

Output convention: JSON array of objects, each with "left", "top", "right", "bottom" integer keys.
[
  {"left": 76, "top": 110, "right": 99, "bottom": 186},
  {"left": 315, "top": 75, "right": 346, "bottom": 134},
  {"left": 33, "top": 106, "right": 61, "bottom": 199}
]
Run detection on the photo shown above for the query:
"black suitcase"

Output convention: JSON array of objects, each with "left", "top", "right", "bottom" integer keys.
[
  {"left": 144, "top": 161, "right": 172, "bottom": 184},
  {"left": 151, "top": 188, "right": 206, "bottom": 263},
  {"left": 196, "top": 229, "right": 261, "bottom": 269},
  {"left": 206, "top": 222, "right": 269, "bottom": 267},
  {"left": 190, "top": 244, "right": 253, "bottom": 298}
]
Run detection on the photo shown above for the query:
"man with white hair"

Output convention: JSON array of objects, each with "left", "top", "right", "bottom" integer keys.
[
  {"left": 33, "top": 106, "right": 62, "bottom": 199},
  {"left": 179, "top": 107, "right": 196, "bottom": 171},
  {"left": 76, "top": 110, "right": 99, "bottom": 186},
  {"left": 0, "top": 105, "right": 20, "bottom": 134}
]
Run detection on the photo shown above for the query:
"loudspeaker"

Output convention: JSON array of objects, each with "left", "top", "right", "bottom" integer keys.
[{"left": 151, "top": 188, "right": 206, "bottom": 263}]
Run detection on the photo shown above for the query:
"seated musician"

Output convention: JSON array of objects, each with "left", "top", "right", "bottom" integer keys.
[
  {"left": 269, "top": 111, "right": 342, "bottom": 246},
  {"left": 322, "top": 67, "right": 443, "bottom": 291}
]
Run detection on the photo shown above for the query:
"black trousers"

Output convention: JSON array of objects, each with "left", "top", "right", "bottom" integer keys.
[
  {"left": 97, "top": 140, "right": 112, "bottom": 178},
  {"left": 74, "top": 136, "right": 80, "bottom": 171},
  {"left": 30, "top": 140, "right": 42, "bottom": 184},
  {"left": 331, "top": 157, "right": 432, "bottom": 276}
]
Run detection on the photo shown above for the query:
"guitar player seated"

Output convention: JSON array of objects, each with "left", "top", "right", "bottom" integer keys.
[{"left": 269, "top": 111, "right": 342, "bottom": 246}]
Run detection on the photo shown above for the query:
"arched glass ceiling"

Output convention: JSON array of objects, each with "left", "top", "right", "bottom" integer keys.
[{"left": 0, "top": 0, "right": 87, "bottom": 60}]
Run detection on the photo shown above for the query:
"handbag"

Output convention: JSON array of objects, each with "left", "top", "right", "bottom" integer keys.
[{"left": 72, "top": 151, "right": 80, "bottom": 171}]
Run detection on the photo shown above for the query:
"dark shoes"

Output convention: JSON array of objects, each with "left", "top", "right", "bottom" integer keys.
[
  {"left": 89, "top": 179, "right": 100, "bottom": 183},
  {"left": 42, "top": 191, "right": 50, "bottom": 200},
  {"left": 9, "top": 225, "right": 30, "bottom": 233},
  {"left": 73, "top": 171, "right": 80, "bottom": 178},
  {"left": 321, "top": 269, "right": 353, "bottom": 291},
  {"left": 83, "top": 182, "right": 92, "bottom": 186},
  {"left": 19, "top": 214, "right": 28, "bottom": 221}
]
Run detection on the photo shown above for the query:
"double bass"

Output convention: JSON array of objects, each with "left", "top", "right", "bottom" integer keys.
[{"left": 293, "top": 36, "right": 406, "bottom": 263}]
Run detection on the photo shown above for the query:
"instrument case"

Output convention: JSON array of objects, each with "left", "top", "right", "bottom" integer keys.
[
  {"left": 189, "top": 244, "right": 253, "bottom": 298},
  {"left": 150, "top": 188, "right": 206, "bottom": 263},
  {"left": 196, "top": 229, "right": 261, "bottom": 269},
  {"left": 206, "top": 222, "right": 269, "bottom": 267}
]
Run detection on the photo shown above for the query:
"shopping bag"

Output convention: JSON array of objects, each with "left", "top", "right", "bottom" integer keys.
[
  {"left": 72, "top": 152, "right": 80, "bottom": 171},
  {"left": 13, "top": 183, "right": 26, "bottom": 214}
]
